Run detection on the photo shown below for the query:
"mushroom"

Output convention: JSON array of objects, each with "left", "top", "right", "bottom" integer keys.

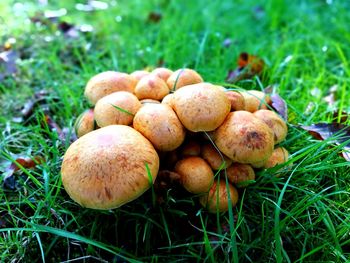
[
  {"left": 181, "top": 140, "right": 201, "bottom": 157},
  {"left": 152, "top": 67, "right": 173, "bottom": 82},
  {"left": 253, "top": 109, "right": 288, "bottom": 144},
  {"left": 84, "top": 71, "right": 137, "bottom": 105},
  {"left": 201, "top": 143, "right": 232, "bottom": 170},
  {"left": 94, "top": 91, "right": 141, "bottom": 127},
  {"left": 214, "top": 111, "right": 274, "bottom": 163},
  {"left": 172, "top": 83, "right": 231, "bottom": 132},
  {"left": 167, "top": 68, "right": 203, "bottom": 90},
  {"left": 134, "top": 74, "right": 169, "bottom": 101},
  {"left": 263, "top": 147, "right": 290, "bottom": 169},
  {"left": 226, "top": 163, "right": 255, "bottom": 188},
  {"left": 199, "top": 180, "right": 239, "bottom": 213},
  {"left": 175, "top": 156, "right": 214, "bottom": 194},
  {"left": 240, "top": 90, "right": 271, "bottom": 112},
  {"left": 74, "top": 109, "right": 97, "bottom": 138},
  {"left": 61, "top": 125, "right": 159, "bottom": 210},
  {"left": 225, "top": 91, "right": 245, "bottom": 111},
  {"left": 140, "top": 99, "right": 161, "bottom": 105},
  {"left": 161, "top": 93, "right": 175, "bottom": 109},
  {"left": 133, "top": 104, "right": 186, "bottom": 151},
  {"left": 130, "top": 70, "right": 150, "bottom": 81}
]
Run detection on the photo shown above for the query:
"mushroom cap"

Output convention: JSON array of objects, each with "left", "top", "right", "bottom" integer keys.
[
  {"left": 175, "top": 156, "right": 214, "bottom": 194},
  {"left": 253, "top": 109, "right": 288, "bottom": 144},
  {"left": 74, "top": 109, "right": 96, "bottom": 138},
  {"left": 94, "top": 91, "right": 141, "bottom": 127},
  {"left": 181, "top": 140, "right": 201, "bottom": 157},
  {"left": 173, "top": 83, "right": 231, "bottom": 132},
  {"left": 226, "top": 163, "right": 255, "bottom": 188},
  {"left": 199, "top": 180, "right": 239, "bottom": 213},
  {"left": 214, "top": 111, "right": 274, "bottom": 163},
  {"left": 241, "top": 90, "right": 271, "bottom": 112},
  {"left": 84, "top": 71, "right": 137, "bottom": 105},
  {"left": 61, "top": 125, "right": 159, "bottom": 210},
  {"left": 134, "top": 74, "right": 169, "bottom": 101},
  {"left": 133, "top": 104, "right": 186, "bottom": 151},
  {"left": 161, "top": 93, "right": 175, "bottom": 108},
  {"left": 225, "top": 91, "right": 245, "bottom": 111},
  {"left": 130, "top": 70, "right": 150, "bottom": 81},
  {"left": 167, "top": 68, "right": 203, "bottom": 90},
  {"left": 140, "top": 99, "right": 161, "bottom": 105},
  {"left": 152, "top": 67, "right": 173, "bottom": 82},
  {"left": 201, "top": 143, "right": 232, "bottom": 170},
  {"left": 264, "top": 147, "right": 290, "bottom": 169}
]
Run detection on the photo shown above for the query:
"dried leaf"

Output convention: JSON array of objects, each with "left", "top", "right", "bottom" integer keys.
[
  {"left": 270, "top": 94, "right": 288, "bottom": 120},
  {"left": 3, "top": 156, "right": 45, "bottom": 190},
  {"left": 148, "top": 12, "right": 162, "bottom": 23},
  {"left": 226, "top": 52, "right": 265, "bottom": 83},
  {"left": 0, "top": 50, "right": 18, "bottom": 80},
  {"left": 300, "top": 123, "right": 350, "bottom": 161}
]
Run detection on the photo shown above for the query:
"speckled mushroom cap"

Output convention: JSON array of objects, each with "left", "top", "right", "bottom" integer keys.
[
  {"left": 172, "top": 83, "right": 231, "bottom": 132},
  {"left": 214, "top": 111, "right": 274, "bottom": 163},
  {"left": 84, "top": 71, "right": 137, "bottom": 105},
  {"left": 94, "top": 91, "right": 141, "bottom": 127},
  {"left": 152, "top": 67, "right": 173, "bottom": 82},
  {"left": 199, "top": 180, "right": 239, "bottom": 213},
  {"left": 241, "top": 90, "right": 271, "bottom": 112},
  {"left": 133, "top": 104, "right": 186, "bottom": 151},
  {"left": 61, "top": 125, "right": 159, "bottom": 210},
  {"left": 167, "top": 68, "right": 203, "bottom": 90},
  {"left": 74, "top": 109, "right": 96, "bottom": 138},
  {"left": 134, "top": 74, "right": 169, "bottom": 101}
]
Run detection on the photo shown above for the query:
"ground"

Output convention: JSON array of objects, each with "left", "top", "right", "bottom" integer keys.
[{"left": 0, "top": 0, "right": 349, "bottom": 262}]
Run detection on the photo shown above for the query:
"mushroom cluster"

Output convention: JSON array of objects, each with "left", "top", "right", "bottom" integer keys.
[{"left": 62, "top": 67, "right": 290, "bottom": 213}]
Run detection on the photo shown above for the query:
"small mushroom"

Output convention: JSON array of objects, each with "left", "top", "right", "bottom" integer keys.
[
  {"left": 199, "top": 180, "right": 239, "bottom": 213},
  {"left": 181, "top": 140, "right": 201, "bottom": 157},
  {"left": 61, "top": 125, "right": 159, "bottom": 210},
  {"left": 134, "top": 74, "right": 169, "bottom": 101},
  {"left": 94, "top": 91, "right": 141, "bottom": 127},
  {"left": 263, "top": 147, "right": 290, "bottom": 169},
  {"left": 253, "top": 109, "right": 288, "bottom": 144},
  {"left": 175, "top": 156, "right": 214, "bottom": 194},
  {"left": 214, "top": 111, "right": 274, "bottom": 163},
  {"left": 172, "top": 83, "right": 231, "bottom": 132},
  {"left": 241, "top": 90, "right": 271, "bottom": 112},
  {"left": 74, "top": 109, "right": 97, "bottom": 138},
  {"left": 130, "top": 70, "right": 150, "bottom": 81},
  {"left": 133, "top": 104, "right": 186, "bottom": 151},
  {"left": 84, "top": 71, "right": 137, "bottom": 105},
  {"left": 226, "top": 91, "right": 245, "bottom": 111},
  {"left": 152, "top": 67, "right": 173, "bottom": 82},
  {"left": 226, "top": 163, "right": 255, "bottom": 188},
  {"left": 167, "top": 68, "right": 203, "bottom": 90},
  {"left": 201, "top": 143, "right": 232, "bottom": 170}
]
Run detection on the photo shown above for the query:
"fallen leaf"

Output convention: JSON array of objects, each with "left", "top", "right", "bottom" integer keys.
[
  {"left": 300, "top": 123, "right": 350, "bottom": 161},
  {"left": 0, "top": 50, "right": 18, "bottom": 80},
  {"left": 3, "top": 156, "right": 45, "bottom": 190},
  {"left": 270, "top": 94, "right": 288, "bottom": 120},
  {"left": 226, "top": 52, "right": 265, "bottom": 83},
  {"left": 148, "top": 12, "right": 162, "bottom": 23}
]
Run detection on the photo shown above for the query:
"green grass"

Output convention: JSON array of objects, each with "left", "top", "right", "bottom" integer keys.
[{"left": 1, "top": 0, "right": 350, "bottom": 262}]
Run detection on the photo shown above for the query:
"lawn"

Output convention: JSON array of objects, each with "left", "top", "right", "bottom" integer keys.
[{"left": 0, "top": 0, "right": 350, "bottom": 262}]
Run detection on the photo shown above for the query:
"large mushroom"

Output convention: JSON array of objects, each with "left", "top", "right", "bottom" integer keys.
[
  {"left": 172, "top": 83, "right": 231, "bottom": 132},
  {"left": 84, "top": 71, "right": 137, "bottom": 105},
  {"left": 61, "top": 125, "right": 159, "bottom": 210},
  {"left": 133, "top": 104, "right": 186, "bottom": 151},
  {"left": 214, "top": 111, "right": 274, "bottom": 163}
]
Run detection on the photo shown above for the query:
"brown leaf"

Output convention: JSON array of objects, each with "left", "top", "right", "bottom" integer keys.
[
  {"left": 148, "top": 12, "right": 162, "bottom": 23},
  {"left": 0, "top": 50, "right": 18, "bottom": 80},
  {"left": 270, "top": 94, "right": 288, "bottom": 120},
  {"left": 300, "top": 123, "right": 350, "bottom": 161},
  {"left": 226, "top": 52, "right": 265, "bottom": 83},
  {"left": 3, "top": 156, "right": 45, "bottom": 190}
]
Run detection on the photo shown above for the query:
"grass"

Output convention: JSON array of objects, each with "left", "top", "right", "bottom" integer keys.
[{"left": 1, "top": 0, "right": 350, "bottom": 262}]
